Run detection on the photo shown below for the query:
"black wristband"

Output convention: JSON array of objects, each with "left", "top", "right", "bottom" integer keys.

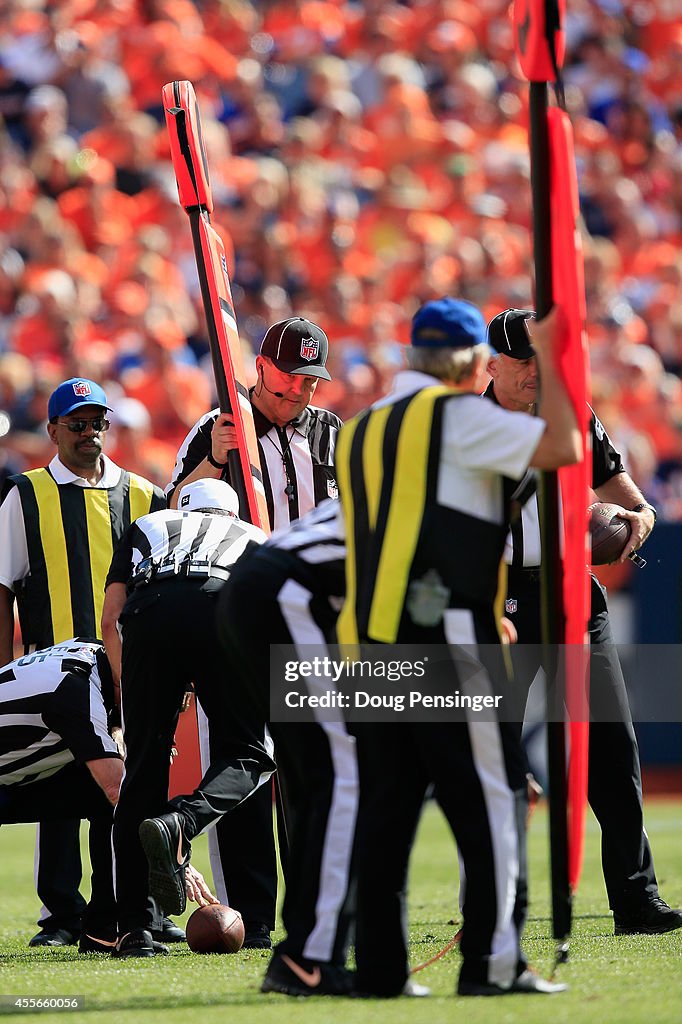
[
  {"left": 207, "top": 451, "right": 229, "bottom": 470},
  {"left": 632, "top": 502, "right": 657, "bottom": 522}
]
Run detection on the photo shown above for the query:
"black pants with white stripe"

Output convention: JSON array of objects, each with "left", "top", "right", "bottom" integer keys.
[
  {"left": 216, "top": 548, "right": 358, "bottom": 967},
  {"left": 506, "top": 570, "right": 658, "bottom": 915},
  {"left": 197, "top": 707, "right": 278, "bottom": 930},
  {"left": 1, "top": 763, "right": 116, "bottom": 939},
  {"left": 113, "top": 577, "right": 276, "bottom": 936},
  {"left": 351, "top": 620, "right": 528, "bottom": 996}
]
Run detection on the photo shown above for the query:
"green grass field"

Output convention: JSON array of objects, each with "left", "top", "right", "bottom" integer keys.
[{"left": 1, "top": 801, "right": 680, "bottom": 1023}]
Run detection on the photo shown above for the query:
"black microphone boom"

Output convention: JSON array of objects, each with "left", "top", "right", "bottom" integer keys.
[{"left": 259, "top": 368, "right": 285, "bottom": 399}]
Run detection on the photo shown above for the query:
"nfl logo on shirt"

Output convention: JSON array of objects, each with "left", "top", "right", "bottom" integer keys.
[
  {"left": 505, "top": 598, "right": 518, "bottom": 615},
  {"left": 300, "top": 337, "right": 319, "bottom": 361},
  {"left": 73, "top": 380, "right": 92, "bottom": 398}
]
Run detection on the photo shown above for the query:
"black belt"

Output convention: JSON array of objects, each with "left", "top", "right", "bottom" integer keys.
[{"left": 128, "top": 563, "right": 231, "bottom": 591}]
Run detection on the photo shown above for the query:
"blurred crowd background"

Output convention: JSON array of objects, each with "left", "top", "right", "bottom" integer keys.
[{"left": 1, "top": 0, "right": 681, "bottom": 522}]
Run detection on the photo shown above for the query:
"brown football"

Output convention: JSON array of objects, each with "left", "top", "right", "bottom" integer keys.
[
  {"left": 185, "top": 904, "right": 245, "bottom": 954},
  {"left": 588, "top": 502, "right": 632, "bottom": 565}
]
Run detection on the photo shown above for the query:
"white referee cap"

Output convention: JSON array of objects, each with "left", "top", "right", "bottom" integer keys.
[{"left": 179, "top": 478, "right": 239, "bottom": 515}]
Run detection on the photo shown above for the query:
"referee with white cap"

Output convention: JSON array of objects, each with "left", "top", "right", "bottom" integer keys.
[{"left": 101, "top": 478, "right": 275, "bottom": 957}]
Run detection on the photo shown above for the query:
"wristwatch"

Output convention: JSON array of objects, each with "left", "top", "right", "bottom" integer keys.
[
  {"left": 207, "top": 451, "right": 229, "bottom": 470},
  {"left": 632, "top": 502, "right": 657, "bottom": 522}
]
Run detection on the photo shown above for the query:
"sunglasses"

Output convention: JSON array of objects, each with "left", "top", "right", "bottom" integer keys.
[{"left": 57, "top": 417, "right": 110, "bottom": 434}]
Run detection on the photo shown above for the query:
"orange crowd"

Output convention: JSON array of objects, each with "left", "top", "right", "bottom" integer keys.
[{"left": 0, "top": 0, "right": 681, "bottom": 516}]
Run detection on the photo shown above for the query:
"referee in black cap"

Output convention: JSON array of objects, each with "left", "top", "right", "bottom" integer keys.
[
  {"left": 485, "top": 307, "right": 681, "bottom": 937},
  {"left": 167, "top": 317, "right": 340, "bottom": 526},
  {"left": 164, "top": 316, "right": 342, "bottom": 948}
]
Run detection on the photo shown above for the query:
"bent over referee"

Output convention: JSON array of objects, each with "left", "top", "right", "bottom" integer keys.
[{"left": 101, "top": 478, "right": 275, "bottom": 957}]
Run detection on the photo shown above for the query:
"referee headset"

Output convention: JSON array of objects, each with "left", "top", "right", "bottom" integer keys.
[{"left": 256, "top": 358, "right": 285, "bottom": 400}]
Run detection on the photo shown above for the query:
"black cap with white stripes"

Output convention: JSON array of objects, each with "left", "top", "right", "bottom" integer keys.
[
  {"left": 487, "top": 308, "right": 536, "bottom": 360},
  {"left": 260, "top": 317, "right": 332, "bottom": 381}
]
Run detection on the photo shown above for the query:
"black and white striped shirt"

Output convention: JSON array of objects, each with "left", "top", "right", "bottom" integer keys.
[
  {"left": 106, "top": 508, "right": 266, "bottom": 589},
  {"left": 166, "top": 402, "right": 342, "bottom": 532},
  {"left": 0, "top": 639, "right": 119, "bottom": 787},
  {"left": 266, "top": 499, "right": 346, "bottom": 602}
]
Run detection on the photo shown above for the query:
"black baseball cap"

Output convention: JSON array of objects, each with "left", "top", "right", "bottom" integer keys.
[
  {"left": 487, "top": 308, "right": 536, "bottom": 359},
  {"left": 260, "top": 317, "right": 332, "bottom": 381}
]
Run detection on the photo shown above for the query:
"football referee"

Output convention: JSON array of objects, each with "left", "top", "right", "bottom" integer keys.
[
  {"left": 0, "top": 638, "right": 122, "bottom": 954},
  {"left": 141, "top": 501, "right": 358, "bottom": 997},
  {"left": 166, "top": 316, "right": 342, "bottom": 947},
  {"left": 101, "top": 478, "right": 275, "bottom": 957},
  {"left": 485, "top": 307, "right": 682, "bottom": 937}
]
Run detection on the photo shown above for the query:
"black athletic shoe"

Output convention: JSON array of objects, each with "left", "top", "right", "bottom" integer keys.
[
  {"left": 79, "top": 933, "right": 118, "bottom": 954},
  {"left": 138, "top": 812, "right": 191, "bottom": 916},
  {"left": 457, "top": 969, "right": 567, "bottom": 996},
  {"left": 112, "top": 929, "right": 170, "bottom": 959},
  {"left": 150, "top": 917, "right": 186, "bottom": 943},
  {"left": 614, "top": 897, "right": 682, "bottom": 935},
  {"left": 354, "top": 979, "right": 432, "bottom": 998},
  {"left": 261, "top": 954, "right": 354, "bottom": 996},
  {"left": 243, "top": 923, "right": 272, "bottom": 949},
  {"left": 28, "top": 928, "right": 78, "bottom": 948}
]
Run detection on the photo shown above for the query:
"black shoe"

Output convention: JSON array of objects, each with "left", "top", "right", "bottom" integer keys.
[
  {"left": 261, "top": 954, "right": 354, "bottom": 996},
  {"left": 457, "top": 969, "right": 567, "bottom": 996},
  {"left": 614, "top": 897, "right": 682, "bottom": 935},
  {"left": 150, "top": 917, "right": 186, "bottom": 943},
  {"left": 138, "top": 812, "right": 191, "bottom": 916},
  {"left": 79, "top": 933, "right": 118, "bottom": 954},
  {"left": 112, "top": 929, "right": 170, "bottom": 959},
  {"left": 243, "top": 923, "right": 272, "bottom": 949},
  {"left": 28, "top": 928, "right": 78, "bottom": 948}
]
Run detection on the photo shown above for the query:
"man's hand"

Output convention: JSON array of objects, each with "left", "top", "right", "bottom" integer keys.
[
  {"left": 211, "top": 412, "right": 237, "bottom": 465},
  {"left": 110, "top": 726, "right": 125, "bottom": 758},
  {"left": 612, "top": 506, "right": 656, "bottom": 563},
  {"left": 185, "top": 864, "right": 219, "bottom": 907},
  {"left": 500, "top": 616, "right": 518, "bottom": 645}
]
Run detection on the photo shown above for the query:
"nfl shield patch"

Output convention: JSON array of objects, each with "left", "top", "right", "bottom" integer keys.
[
  {"left": 327, "top": 478, "right": 339, "bottom": 500},
  {"left": 300, "top": 337, "right": 319, "bottom": 362},
  {"left": 73, "top": 380, "right": 92, "bottom": 398},
  {"left": 505, "top": 598, "right": 518, "bottom": 615}
]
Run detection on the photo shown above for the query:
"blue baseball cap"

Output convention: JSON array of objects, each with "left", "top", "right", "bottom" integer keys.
[
  {"left": 48, "top": 378, "right": 110, "bottom": 420},
  {"left": 411, "top": 298, "right": 486, "bottom": 349}
]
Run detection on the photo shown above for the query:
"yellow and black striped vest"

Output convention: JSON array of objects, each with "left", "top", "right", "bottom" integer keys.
[
  {"left": 10, "top": 467, "right": 165, "bottom": 649},
  {"left": 335, "top": 387, "right": 511, "bottom": 646}
]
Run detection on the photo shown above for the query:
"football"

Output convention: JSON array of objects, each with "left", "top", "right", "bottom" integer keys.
[
  {"left": 185, "top": 904, "right": 245, "bottom": 954},
  {"left": 588, "top": 502, "right": 632, "bottom": 565}
]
